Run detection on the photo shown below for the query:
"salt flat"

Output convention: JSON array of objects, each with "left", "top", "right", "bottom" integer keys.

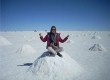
[{"left": 0, "top": 31, "right": 110, "bottom": 80}]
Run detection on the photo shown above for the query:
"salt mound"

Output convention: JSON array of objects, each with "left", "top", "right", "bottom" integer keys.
[
  {"left": 0, "top": 36, "right": 12, "bottom": 46},
  {"left": 16, "top": 44, "right": 36, "bottom": 54},
  {"left": 28, "top": 51, "right": 83, "bottom": 80},
  {"left": 89, "top": 44, "right": 106, "bottom": 51},
  {"left": 91, "top": 35, "right": 102, "bottom": 39}
]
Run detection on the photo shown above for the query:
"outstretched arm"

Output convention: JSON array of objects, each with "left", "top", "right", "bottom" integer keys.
[
  {"left": 39, "top": 33, "right": 47, "bottom": 42},
  {"left": 59, "top": 34, "right": 69, "bottom": 43}
]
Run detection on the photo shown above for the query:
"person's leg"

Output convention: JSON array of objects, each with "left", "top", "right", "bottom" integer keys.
[
  {"left": 55, "top": 47, "right": 64, "bottom": 53},
  {"left": 55, "top": 47, "right": 63, "bottom": 57},
  {"left": 47, "top": 47, "right": 57, "bottom": 55}
]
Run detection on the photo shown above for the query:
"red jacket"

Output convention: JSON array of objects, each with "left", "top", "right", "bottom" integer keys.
[{"left": 40, "top": 33, "right": 68, "bottom": 48}]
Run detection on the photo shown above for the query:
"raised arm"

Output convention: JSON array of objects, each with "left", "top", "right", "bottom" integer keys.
[
  {"left": 39, "top": 33, "right": 47, "bottom": 42},
  {"left": 59, "top": 34, "right": 69, "bottom": 43}
]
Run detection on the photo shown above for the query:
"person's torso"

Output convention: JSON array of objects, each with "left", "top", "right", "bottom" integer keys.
[{"left": 47, "top": 32, "right": 59, "bottom": 46}]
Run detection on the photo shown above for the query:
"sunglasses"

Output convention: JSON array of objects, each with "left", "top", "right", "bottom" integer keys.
[{"left": 52, "top": 29, "right": 56, "bottom": 30}]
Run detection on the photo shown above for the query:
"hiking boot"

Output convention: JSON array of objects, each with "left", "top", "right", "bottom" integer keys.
[{"left": 57, "top": 52, "right": 63, "bottom": 57}]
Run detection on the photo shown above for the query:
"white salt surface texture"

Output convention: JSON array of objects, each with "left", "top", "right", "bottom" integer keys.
[
  {"left": 0, "top": 36, "right": 12, "bottom": 46},
  {"left": 91, "top": 35, "right": 102, "bottom": 39},
  {"left": 89, "top": 44, "right": 106, "bottom": 51},
  {"left": 28, "top": 51, "right": 83, "bottom": 80},
  {"left": 67, "top": 40, "right": 74, "bottom": 44},
  {"left": 16, "top": 44, "right": 36, "bottom": 54}
]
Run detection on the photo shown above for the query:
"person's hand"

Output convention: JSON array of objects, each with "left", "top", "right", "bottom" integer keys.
[
  {"left": 39, "top": 33, "right": 42, "bottom": 37},
  {"left": 67, "top": 35, "right": 69, "bottom": 38}
]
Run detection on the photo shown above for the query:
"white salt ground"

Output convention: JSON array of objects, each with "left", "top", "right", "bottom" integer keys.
[
  {"left": 0, "top": 31, "right": 110, "bottom": 80},
  {"left": 16, "top": 44, "right": 36, "bottom": 55},
  {"left": 27, "top": 51, "right": 83, "bottom": 80},
  {"left": 89, "top": 44, "right": 107, "bottom": 52},
  {"left": 0, "top": 36, "right": 12, "bottom": 46}
]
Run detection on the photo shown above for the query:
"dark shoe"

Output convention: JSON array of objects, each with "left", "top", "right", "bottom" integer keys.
[
  {"left": 57, "top": 52, "right": 63, "bottom": 57},
  {"left": 48, "top": 52, "right": 55, "bottom": 57}
]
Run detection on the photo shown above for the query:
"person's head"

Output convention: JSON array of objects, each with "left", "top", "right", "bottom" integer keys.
[{"left": 50, "top": 26, "right": 56, "bottom": 34}]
